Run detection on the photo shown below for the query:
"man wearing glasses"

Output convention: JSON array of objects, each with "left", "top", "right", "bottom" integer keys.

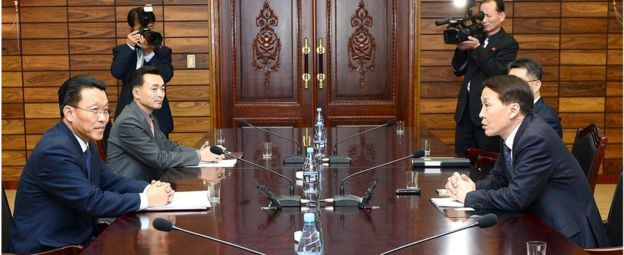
[
  {"left": 508, "top": 57, "right": 562, "bottom": 137},
  {"left": 10, "top": 75, "right": 174, "bottom": 254}
]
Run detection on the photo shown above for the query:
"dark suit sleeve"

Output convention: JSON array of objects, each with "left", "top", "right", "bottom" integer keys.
[
  {"left": 116, "top": 115, "right": 199, "bottom": 170},
  {"left": 35, "top": 148, "right": 143, "bottom": 217},
  {"left": 148, "top": 46, "right": 174, "bottom": 83},
  {"left": 465, "top": 134, "right": 553, "bottom": 210},
  {"left": 111, "top": 45, "right": 135, "bottom": 80},
  {"left": 470, "top": 38, "right": 518, "bottom": 77},
  {"left": 451, "top": 48, "right": 469, "bottom": 76},
  {"left": 97, "top": 156, "right": 148, "bottom": 194}
]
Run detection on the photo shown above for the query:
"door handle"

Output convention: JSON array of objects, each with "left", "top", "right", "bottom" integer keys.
[
  {"left": 316, "top": 38, "right": 325, "bottom": 90},
  {"left": 302, "top": 38, "right": 311, "bottom": 89}
]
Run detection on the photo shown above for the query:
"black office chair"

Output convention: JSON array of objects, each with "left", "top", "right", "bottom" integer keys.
[
  {"left": 466, "top": 148, "right": 499, "bottom": 181},
  {"left": 2, "top": 187, "right": 13, "bottom": 253},
  {"left": 570, "top": 124, "right": 607, "bottom": 193},
  {"left": 585, "top": 172, "right": 622, "bottom": 254}
]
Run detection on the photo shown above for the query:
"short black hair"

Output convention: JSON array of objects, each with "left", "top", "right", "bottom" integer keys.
[
  {"left": 127, "top": 7, "right": 155, "bottom": 28},
  {"left": 483, "top": 75, "right": 534, "bottom": 115},
  {"left": 58, "top": 75, "right": 107, "bottom": 118},
  {"left": 508, "top": 57, "right": 543, "bottom": 81},
  {"left": 130, "top": 66, "right": 163, "bottom": 89},
  {"left": 481, "top": 0, "right": 505, "bottom": 12}
]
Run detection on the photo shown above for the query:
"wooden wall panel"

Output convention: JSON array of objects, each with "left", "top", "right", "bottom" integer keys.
[
  {"left": 420, "top": 0, "right": 622, "bottom": 183},
  {"left": 1, "top": 1, "right": 213, "bottom": 182}
]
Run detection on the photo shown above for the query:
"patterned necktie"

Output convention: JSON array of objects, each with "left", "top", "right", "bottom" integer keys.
[
  {"left": 84, "top": 148, "right": 92, "bottom": 180},
  {"left": 503, "top": 145, "right": 513, "bottom": 170}
]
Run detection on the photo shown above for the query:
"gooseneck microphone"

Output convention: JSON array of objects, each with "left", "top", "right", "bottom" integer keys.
[
  {"left": 153, "top": 218, "right": 266, "bottom": 255},
  {"left": 329, "top": 119, "right": 397, "bottom": 164},
  {"left": 339, "top": 150, "right": 424, "bottom": 195},
  {"left": 210, "top": 146, "right": 301, "bottom": 207},
  {"left": 328, "top": 150, "right": 424, "bottom": 207},
  {"left": 238, "top": 120, "right": 305, "bottom": 164},
  {"left": 379, "top": 213, "right": 498, "bottom": 255}
]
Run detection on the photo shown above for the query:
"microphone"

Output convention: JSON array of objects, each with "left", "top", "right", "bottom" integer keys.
[
  {"left": 329, "top": 150, "right": 424, "bottom": 207},
  {"left": 210, "top": 146, "right": 301, "bottom": 207},
  {"left": 329, "top": 119, "right": 397, "bottom": 164},
  {"left": 238, "top": 120, "right": 305, "bottom": 164},
  {"left": 153, "top": 218, "right": 266, "bottom": 255},
  {"left": 379, "top": 213, "right": 497, "bottom": 254}
]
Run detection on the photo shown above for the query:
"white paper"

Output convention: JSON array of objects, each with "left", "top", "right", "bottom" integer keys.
[
  {"left": 436, "top": 188, "right": 450, "bottom": 197},
  {"left": 142, "top": 190, "right": 210, "bottom": 211},
  {"left": 188, "top": 158, "right": 238, "bottom": 168},
  {"left": 430, "top": 197, "right": 465, "bottom": 208}
]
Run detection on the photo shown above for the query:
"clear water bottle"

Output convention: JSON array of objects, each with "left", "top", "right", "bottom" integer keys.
[
  {"left": 296, "top": 213, "right": 323, "bottom": 255},
  {"left": 313, "top": 108, "right": 327, "bottom": 160},
  {"left": 303, "top": 147, "right": 318, "bottom": 196}
]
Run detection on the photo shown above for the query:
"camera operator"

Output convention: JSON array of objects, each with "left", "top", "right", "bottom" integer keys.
[
  {"left": 451, "top": 0, "right": 518, "bottom": 157},
  {"left": 110, "top": 5, "right": 174, "bottom": 139}
]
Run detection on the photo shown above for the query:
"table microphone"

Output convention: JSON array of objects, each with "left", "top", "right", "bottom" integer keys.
[
  {"left": 238, "top": 119, "right": 305, "bottom": 164},
  {"left": 153, "top": 218, "right": 266, "bottom": 255},
  {"left": 210, "top": 146, "right": 301, "bottom": 207},
  {"left": 329, "top": 119, "right": 396, "bottom": 164},
  {"left": 378, "top": 213, "right": 498, "bottom": 255},
  {"left": 329, "top": 150, "right": 424, "bottom": 207}
]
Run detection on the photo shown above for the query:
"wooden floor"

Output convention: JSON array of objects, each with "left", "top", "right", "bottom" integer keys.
[{"left": 4, "top": 184, "right": 618, "bottom": 220}]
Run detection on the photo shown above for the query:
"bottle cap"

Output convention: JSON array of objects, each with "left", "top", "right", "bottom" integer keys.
[
  {"left": 303, "top": 212, "right": 315, "bottom": 222},
  {"left": 306, "top": 147, "right": 314, "bottom": 154},
  {"left": 316, "top": 108, "right": 321, "bottom": 111}
]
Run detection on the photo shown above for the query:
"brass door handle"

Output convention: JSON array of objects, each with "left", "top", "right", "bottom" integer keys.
[
  {"left": 316, "top": 38, "right": 325, "bottom": 89},
  {"left": 302, "top": 38, "right": 310, "bottom": 89}
]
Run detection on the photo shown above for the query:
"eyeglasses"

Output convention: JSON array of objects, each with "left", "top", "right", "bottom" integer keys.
[{"left": 71, "top": 106, "right": 111, "bottom": 116}]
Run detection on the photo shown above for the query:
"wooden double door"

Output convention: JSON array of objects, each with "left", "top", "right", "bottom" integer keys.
[{"left": 216, "top": 0, "right": 414, "bottom": 128}]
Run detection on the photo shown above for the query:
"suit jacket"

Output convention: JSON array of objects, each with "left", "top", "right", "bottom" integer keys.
[
  {"left": 107, "top": 101, "right": 200, "bottom": 182},
  {"left": 534, "top": 97, "right": 562, "bottom": 137},
  {"left": 111, "top": 44, "right": 174, "bottom": 135},
  {"left": 464, "top": 114, "right": 609, "bottom": 248},
  {"left": 452, "top": 28, "right": 519, "bottom": 125},
  {"left": 10, "top": 121, "right": 147, "bottom": 254}
]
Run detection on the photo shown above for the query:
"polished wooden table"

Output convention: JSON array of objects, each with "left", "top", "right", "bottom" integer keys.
[{"left": 82, "top": 127, "right": 587, "bottom": 254}]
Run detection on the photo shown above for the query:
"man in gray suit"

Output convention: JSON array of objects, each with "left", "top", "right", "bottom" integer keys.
[{"left": 107, "top": 66, "right": 223, "bottom": 181}]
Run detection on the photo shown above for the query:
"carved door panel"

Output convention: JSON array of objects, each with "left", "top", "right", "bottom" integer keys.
[{"left": 217, "top": 0, "right": 413, "bottom": 127}]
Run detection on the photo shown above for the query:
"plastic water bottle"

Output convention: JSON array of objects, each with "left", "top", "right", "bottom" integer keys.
[
  {"left": 296, "top": 213, "right": 323, "bottom": 255},
  {"left": 313, "top": 108, "right": 327, "bottom": 160},
  {"left": 303, "top": 147, "right": 318, "bottom": 196}
]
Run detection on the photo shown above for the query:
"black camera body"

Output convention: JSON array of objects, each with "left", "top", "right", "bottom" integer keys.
[
  {"left": 138, "top": 5, "right": 163, "bottom": 49},
  {"left": 435, "top": 1, "right": 485, "bottom": 44}
]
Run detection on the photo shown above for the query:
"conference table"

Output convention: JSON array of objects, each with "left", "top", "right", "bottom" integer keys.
[{"left": 82, "top": 126, "right": 588, "bottom": 254}]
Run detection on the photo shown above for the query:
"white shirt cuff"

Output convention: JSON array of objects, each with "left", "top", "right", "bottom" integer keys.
[{"left": 138, "top": 185, "right": 150, "bottom": 210}]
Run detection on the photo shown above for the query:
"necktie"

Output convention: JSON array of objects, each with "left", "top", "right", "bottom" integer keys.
[
  {"left": 84, "top": 148, "right": 92, "bottom": 180},
  {"left": 503, "top": 145, "right": 513, "bottom": 170}
]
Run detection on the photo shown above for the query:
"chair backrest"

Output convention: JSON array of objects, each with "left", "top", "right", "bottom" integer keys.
[
  {"left": 606, "top": 172, "right": 622, "bottom": 247},
  {"left": 2, "top": 187, "right": 13, "bottom": 253},
  {"left": 466, "top": 148, "right": 500, "bottom": 181},
  {"left": 570, "top": 124, "right": 607, "bottom": 193}
]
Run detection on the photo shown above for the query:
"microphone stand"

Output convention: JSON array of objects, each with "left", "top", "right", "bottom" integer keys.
[{"left": 226, "top": 152, "right": 301, "bottom": 207}]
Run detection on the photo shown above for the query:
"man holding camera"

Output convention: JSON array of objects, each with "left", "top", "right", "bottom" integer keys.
[
  {"left": 111, "top": 5, "right": 174, "bottom": 138},
  {"left": 451, "top": 0, "right": 518, "bottom": 157}
]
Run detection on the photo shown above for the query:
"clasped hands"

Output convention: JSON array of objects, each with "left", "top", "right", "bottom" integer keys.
[
  {"left": 146, "top": 180, "right": 175, "bottom": 207},
  {"left": 444, "top": 172, "right": 476, "bottom": 203},
  {"left": 198, "top": 142, "right": 226, "bottom": 162}
]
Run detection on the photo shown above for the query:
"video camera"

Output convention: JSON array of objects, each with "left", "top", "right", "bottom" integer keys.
[
  {"left": 138, "top": 4, "right": 163, "bottom": 49},
  {"left": 435, "top": 0, "right": 484, "bottom": 44}
]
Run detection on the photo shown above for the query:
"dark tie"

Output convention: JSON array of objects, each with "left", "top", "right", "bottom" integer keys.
[
  {"left": 84, "top": 148, "right": 92, "bottom": 180},
  {"left": 503, "top": 145, "right": 513, "bottom": 170}
]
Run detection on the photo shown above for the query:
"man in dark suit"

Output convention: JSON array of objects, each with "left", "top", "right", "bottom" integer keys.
[
  {"left": 446, "top": 75, "right": 609, "bottom": 248},
  {"left": 111, "top": 6, "right": 174, "bottom": 137},
  {"left": 107, "top": 66, "right": 223, "bottom": 181},
  {"left": 508, "top": 57, "right": 562, "bottom": 137},
  {"left": 10, "top": 75, "right": 174, "bottom": 254},
  {"left": 452, "top": 0, "right": 519, "bottom": 156}
]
